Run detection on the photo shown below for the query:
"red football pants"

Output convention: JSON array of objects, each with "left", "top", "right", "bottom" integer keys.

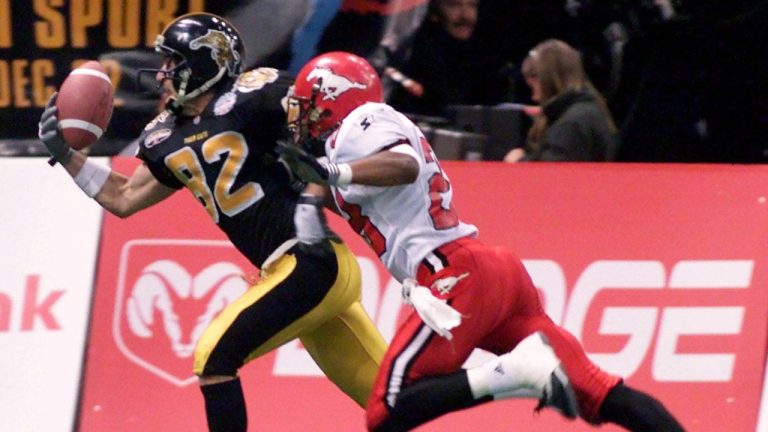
[{"left": 366, "top": 237, "right": 620, "bottom": 429}]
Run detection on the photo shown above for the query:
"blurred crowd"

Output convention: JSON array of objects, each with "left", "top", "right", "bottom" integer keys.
[
  {"left": 296, "top": 0, "right": 768, "bottom": 163},
  {"left": 6, "top": 0, "right": 763, "bottom": 164}
]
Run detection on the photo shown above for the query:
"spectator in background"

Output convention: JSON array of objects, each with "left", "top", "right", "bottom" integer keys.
[
  {"left": 505, "top": 39, "right": 618, "bottom": 162},
  {"left": 384, "top": 0, "right": 510, "bottom": 116}
]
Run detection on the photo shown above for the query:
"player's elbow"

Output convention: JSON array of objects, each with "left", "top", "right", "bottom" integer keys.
[
  {"left": 395, "top": 156, "right": 419, "bottom": 184},
  {"left": 112, "top": 209, "right": 134, "bottom": 219},
  {"left": 101, "top": 198, "right": 140, "bottom": 219},
  {"left": 107, "top": 205, "right": 135, "bottom": 219}
]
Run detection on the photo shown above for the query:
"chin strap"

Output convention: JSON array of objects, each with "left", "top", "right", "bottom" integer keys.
[{"left": 168, "top": 67, "right": 228, "bottom": 113}]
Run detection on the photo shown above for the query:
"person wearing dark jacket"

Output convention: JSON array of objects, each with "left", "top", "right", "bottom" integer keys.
[
  {"left": 385, "top": 0, "right": 509, "bottom": 116},
  {"left": 505, "top": 39, "right": 618, "bottom": 162}
]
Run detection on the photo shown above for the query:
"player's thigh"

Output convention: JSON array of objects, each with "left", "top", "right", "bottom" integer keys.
[
  {"left": 194, "top": 244, "right": 357, "bottom": 375},
  {"left": 301, "top": 301, "right": 387, "bottom": 406}
]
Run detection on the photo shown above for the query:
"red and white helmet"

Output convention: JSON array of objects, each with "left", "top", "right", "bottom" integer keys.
[{"left": 288, "top": 51, "right": 383, "bottom": 141}]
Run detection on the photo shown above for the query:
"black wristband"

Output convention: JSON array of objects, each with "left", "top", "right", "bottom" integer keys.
[{"left": 298, "top": 194, "right": 324, "bottom": 207}]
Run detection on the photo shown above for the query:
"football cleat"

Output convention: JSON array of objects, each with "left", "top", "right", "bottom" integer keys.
[
  {"left": 535, "top": 363, "right": 580, "bottom": 419},
  {"left": 494, "top": 332, "right": 580, "bottom": 419}
]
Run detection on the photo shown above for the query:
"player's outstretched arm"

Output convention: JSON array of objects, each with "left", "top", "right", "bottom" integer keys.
[
  {"left": 51, "top": 150, "right": 175, "bottom": 218},
  {"left": 344, "top": 150, "right": 419, "bottom": 186},
  {"left": 94, "top": 160, "right": 176, "bottom": 218},
  {"left": 38, "top": 95, "right": 175, "bottom": 217},
  {"left": 278, "top": 142, "right": 418, "bottom": 187}
]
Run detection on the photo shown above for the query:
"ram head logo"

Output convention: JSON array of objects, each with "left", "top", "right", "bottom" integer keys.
[{"left": 116, "top": 259, "right": 248, "bottom": 386}]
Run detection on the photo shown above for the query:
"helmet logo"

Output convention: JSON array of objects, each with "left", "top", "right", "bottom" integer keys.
[
  {"left": 190, "top": 30, "right": 240, "bottom": 75},
  {"left": 307, "top": 66, "right": 366, "bottom": 101}
]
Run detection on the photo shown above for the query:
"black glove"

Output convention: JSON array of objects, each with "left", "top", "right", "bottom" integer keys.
[
  {"left": 277, "top": 140, "right": 330, "bottom": 184},
  {"left": 277, "top": 140, "right": 351, "bottom": 186},
  {"left": 38, "top": 92, "right": 74, "bottom": 165}
]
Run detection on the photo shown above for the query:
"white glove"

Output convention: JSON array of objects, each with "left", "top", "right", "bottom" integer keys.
[
  {"left": 402, "top": 278, "right": 462, "bottom": 340},
  {"left": 294, "top": 194, "right": 339, "bottom": 255},
  {"left": 295, "top": 195, "right": 328, "bottom": 245}
]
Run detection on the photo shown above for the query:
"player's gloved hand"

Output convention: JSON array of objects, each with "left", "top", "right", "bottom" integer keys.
[
  {"left": 294, "top": 194, "right": 339, "bottom": 256},
  {"left": 277, "top": 156, "right": 308, "bottom": 193},
  {"left": 38, "top": 92, "right": 73, "bottom": 165},
  {"left": 401, "top": 278, "right": 462, "bottom": 340},
  {"left": 277, "top": 140, "right": 352, "bottom": 186}
]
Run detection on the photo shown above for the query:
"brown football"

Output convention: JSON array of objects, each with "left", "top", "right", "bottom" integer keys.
[{"left": 56, "top": 61, "right": 114, "bottom": 150}]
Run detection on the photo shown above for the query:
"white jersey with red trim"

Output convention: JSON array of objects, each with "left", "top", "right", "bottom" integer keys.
[{"left": 325, "top": 102, "right": 478, "bottom": 281}]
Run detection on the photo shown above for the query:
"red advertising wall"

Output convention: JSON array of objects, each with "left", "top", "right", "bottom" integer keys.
[{"left": 79, "top": 158, "right": 768, "bottom": 431}]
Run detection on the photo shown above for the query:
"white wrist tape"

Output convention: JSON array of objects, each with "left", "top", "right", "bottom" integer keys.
[
  {"left": 335, "top": 163, "right": 353, "bottom": 186},
  {"left": 74, "top": 158, "right": 110, "bottom": 198}
]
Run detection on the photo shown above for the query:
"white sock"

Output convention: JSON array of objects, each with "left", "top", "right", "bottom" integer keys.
[
  {"left": 466, "top": 364, "right": 493, "bottom": 399},
  {"left": 466, "top": 332, "right": 555, "bottom": 401},
  {"left": 466, "top": 353, "right": 526, "bottom": 400}
]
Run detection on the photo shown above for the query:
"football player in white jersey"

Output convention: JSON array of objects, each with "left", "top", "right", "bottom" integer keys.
[{"left": 280, "top": 52, "right": 684, "bottom": 432}]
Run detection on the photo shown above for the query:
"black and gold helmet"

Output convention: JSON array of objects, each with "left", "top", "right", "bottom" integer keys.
[{"left": 154, "top": 13, "right": 245, "bottom": 102}]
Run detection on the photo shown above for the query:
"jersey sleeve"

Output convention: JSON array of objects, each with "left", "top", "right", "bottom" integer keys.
[
  {"left": 333, "top": 105, "right": 415, "bottom": 163},
  {"left": 135, "top": 113, "right": 184, "bottom": 190},
  {"left": 136, "top": 151, "right": 184, "bottom": 189},
  {"left": 332, "top": 105, "right": 419, "bottom": 202}
]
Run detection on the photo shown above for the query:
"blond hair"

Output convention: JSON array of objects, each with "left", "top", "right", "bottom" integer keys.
[{"left": 524, "top": 39, "right": 617, "bottom": 147}]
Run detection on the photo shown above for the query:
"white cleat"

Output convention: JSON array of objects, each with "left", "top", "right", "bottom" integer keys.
[{"left": 491, "top": 332, "right": 580, "bottom": 419}]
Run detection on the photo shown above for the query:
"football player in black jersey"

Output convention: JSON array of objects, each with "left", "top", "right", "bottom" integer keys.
[{"left": 38, "top": 13, "right": 387, "bottom": 432}]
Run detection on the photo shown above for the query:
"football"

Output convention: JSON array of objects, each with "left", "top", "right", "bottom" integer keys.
[{"left": 56, "top": 61, "right": 114, "bottom": 150}]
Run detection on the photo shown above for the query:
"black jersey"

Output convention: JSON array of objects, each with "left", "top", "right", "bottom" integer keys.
[{"left": 137, "top": 68, "right": 300, "bottom": 267}]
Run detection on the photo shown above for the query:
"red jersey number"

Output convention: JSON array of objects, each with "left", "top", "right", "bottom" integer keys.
[
  {"left": 335, "top": 190, "right": 387, "bottom": 256},
  {"left": 428, "top": 173, "right": 459, "bottom": 230},
  {"left": 421, "top": 137, "right": 459, "bottom": 230}
]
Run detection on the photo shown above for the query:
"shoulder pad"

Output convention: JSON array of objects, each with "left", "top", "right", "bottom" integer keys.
[
  {"left": 234, "top": 68, "right": 280, "bottom": 93},
  {"left": 143, "top": 110, "right": 172, "bottom": 131}
]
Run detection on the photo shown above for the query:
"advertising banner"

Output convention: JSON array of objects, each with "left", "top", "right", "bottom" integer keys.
[
  {"left": 0, "top": 1, "right": 309, "bottom": 143},
  {"left": 0, "top": 0, "right": 208, "bottom": 140},
  {"left": 79, "top": 158, "right": 768, "bottom": 431},
  {"left": 443, "top": 162, "right": 768, "bottom": 432},
  {"left": 0, "top": 158, "right": 105, "bottom": 432},
  {"left": 760, "top": 357, "right": 768, "bottom": 432}
]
